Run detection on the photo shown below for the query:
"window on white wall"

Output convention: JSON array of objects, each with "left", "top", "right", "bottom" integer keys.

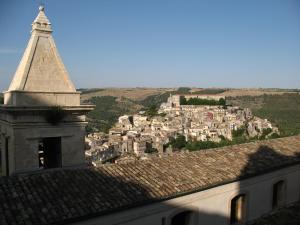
[
  {"left": 161, "top": 217, "right": 166, "bottom": 225},
  {"left": 272, "top": 180, "right": 285, "bottom": 209},
  {"left": 230, "top": 194, "right": 247, "bottom": 224},
  {"left": 171, "top": 211, "right": 194, "bottom": 225}
]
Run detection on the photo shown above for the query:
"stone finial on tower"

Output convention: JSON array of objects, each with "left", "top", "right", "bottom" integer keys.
[
  {"left": 39, "top": 4, "right": 45, "bottom": 11},
  {"left": 32, "top": 5, "right": 52, "bottom": 33}
]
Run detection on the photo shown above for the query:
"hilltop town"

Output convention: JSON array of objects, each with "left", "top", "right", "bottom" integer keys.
[{"left": 86, "top": 94, "right": 279, "bottom": 165}]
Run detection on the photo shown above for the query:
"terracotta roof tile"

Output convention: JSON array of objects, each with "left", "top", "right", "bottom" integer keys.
[{"left": 0, "top": 135, "right": 300, "bottom": 225}]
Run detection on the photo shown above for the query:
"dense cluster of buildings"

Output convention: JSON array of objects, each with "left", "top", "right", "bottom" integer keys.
[{"left": 86, "top": 94, "right": 278, "bottom": 164}]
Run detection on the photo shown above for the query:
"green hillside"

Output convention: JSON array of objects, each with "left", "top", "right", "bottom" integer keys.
[
  {"left": 85, "top": 96, "right": 142, "bottom": 133},
  {"left": 227, "top": 93, "right": 300, "bottom": 136}
]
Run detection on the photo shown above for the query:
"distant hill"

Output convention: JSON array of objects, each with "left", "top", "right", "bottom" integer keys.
[
  {"left": 221, "top": 88, "right": 299, "bottom": 97},
  {"left": 80, "top": 87, "right": 300, "bottom": 134},
  {"left": 80, "top": 87, "right": 298, "bottom": 101},
  {"left": 80, "top": 87, "right": 175, "bottom": 102}
]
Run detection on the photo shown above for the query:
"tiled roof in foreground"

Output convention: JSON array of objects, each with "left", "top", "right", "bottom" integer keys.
[{"left": 1, "top": 135, "right": 300, "bottom": 225}]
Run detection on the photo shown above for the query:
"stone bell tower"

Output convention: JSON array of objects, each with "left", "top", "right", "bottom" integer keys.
[{"left": 0, "top": 6, "right": 94, "bottom": 176}]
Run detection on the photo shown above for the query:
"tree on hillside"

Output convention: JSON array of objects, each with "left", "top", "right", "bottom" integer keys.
[
  {"left": 176, "top": 87, "right": 191, "bottom": 94},
  {"left": 180, "top": 97, "right": 226, "bottom": 106},
  {"left": 168, "top": 135, "right": 187, "bottom": 150},
  {"left": 145, "top": 105, "right": 158, "bottom": 117}
]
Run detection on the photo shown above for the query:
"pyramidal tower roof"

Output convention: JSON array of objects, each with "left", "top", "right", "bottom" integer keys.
[{"left": 8, "top": 5, "right": 76, "bottom": 93}]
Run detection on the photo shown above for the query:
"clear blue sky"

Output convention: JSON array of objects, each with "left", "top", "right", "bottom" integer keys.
[{"left": 0, "top": 0, "right": 299, "bottom": 91}]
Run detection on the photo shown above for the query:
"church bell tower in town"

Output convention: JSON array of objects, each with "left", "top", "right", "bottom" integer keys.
[{"left": 0, "top": 6, "right": 94, "bottom": 175}]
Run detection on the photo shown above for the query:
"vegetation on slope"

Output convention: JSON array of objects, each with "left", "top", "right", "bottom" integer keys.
[
  {"left": 175, "top": 87, "right": 191, "bottom": 94},
  {"left": 192, "top": 88, "right": 228, "bottom": 95},
  {"left": 180, "top": 96, "right": 226, "bottom": 106},
  {"left": 227, "top": 93, "right": 300, "bottom": 136},
  {"left": 85, "top": 96, "right": 141, "bottom": 133},
  {"left": 165, "top": 134, "right": 238, "bottom": 151},
  {"left": 136, "top": 87, "right": 189, "bottom": 113},
  {"left": 138, "top": 92, "right": 170, "bottom": 109},
  {"left": 78, "top": 88, "right": 105, "bottom": 94},
  {"left": 0, "top": 93, "right": 3, "bottom": 104},
  {"left": 138, "top": 87, "right": 192, "bottom": 109}
]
